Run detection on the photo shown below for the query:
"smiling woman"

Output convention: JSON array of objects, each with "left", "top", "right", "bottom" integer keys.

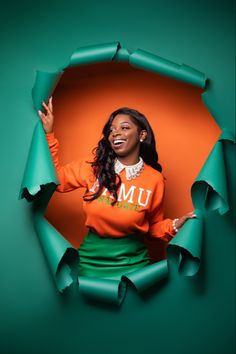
[
  {"left": 108, "top": 112, "right": 148, "bottom": 165},
  {"left": 38, "top": 101, "right": 195, "bottom": 278}
]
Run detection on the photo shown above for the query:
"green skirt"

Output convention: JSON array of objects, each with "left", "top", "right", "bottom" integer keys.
[{"left": 78, "top": 230, "right": 150, "bottom": 280}]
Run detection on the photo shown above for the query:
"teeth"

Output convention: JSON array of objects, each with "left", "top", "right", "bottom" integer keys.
[{"left": 114, "top": 140, "right": 126, "bottom": 145}]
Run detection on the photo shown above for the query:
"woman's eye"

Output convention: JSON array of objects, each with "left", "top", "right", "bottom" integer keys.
[{"left": 109, "top": 126, "right": 130, "bottom": 133}]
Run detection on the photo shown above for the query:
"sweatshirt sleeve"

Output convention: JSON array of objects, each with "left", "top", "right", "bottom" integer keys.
[
  {"left": 147, "top": 175, "right": 176, "bottom": 242},
  {"left": 46, "top": 133, "right": 88, "bottom": 192}
]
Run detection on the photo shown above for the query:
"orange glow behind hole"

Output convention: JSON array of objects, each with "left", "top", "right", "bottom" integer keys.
[{"left": 45, "top": 62, "right": 220, "bottom": 259}]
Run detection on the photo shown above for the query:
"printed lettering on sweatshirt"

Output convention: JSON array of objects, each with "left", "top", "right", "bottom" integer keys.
[{"left": 89, "top": 181, "right": 152, "bottom": 209}]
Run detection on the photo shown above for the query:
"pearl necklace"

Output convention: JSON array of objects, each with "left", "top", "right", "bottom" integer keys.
[{"left": 114, "top": 157, "right": 144, "bottom": 180}]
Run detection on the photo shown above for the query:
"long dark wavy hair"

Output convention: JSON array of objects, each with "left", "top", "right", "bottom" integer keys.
[{"left": 83, "top": 107, "right": 162, "bottom": 204}]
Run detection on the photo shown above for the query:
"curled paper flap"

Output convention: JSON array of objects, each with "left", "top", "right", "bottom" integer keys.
[
  {"left": 79, "top": 277, "right": 127, "bottom": 306},
  {"left": 19, "top": 121, "right": 59, "bottom": 199},
  {"left": 167, "top": 211, "right": 203, "bottom": 276},
  {"left": 34, "top": 211, "right": 79, "bottom": 292},
  {"left": 123, "top": 259, "right": 168, "bottom": 292},
  {"left": 191, "top": 140, "right": 229, "bottom": 214},
  {"left": 201, "top": 90, "right": 216, "bottom": 121},
  {"left": 129, "top": 49, "right": 206, "bottom": 88},
  {"left": 218, "top": 129, "right": 236, "bottom": 143},
  {"left": 32, "top": 70, "right": 63, "bottom": 111},
  {"left": 68, "top": 42, "right": 120, "bottom": 67},
  {"left": 78, "top": 260, "right": 168, "bottom": 305},
  {"left": 113, "top": 47, "right": 130, "bottom": 62}
]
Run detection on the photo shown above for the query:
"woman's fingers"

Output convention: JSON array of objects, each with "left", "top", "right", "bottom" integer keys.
[
  {"left": 49, "top": 96, "right": 53, "bottom": 112},
  {"left": 43, "top": 97, "right": 53, "bottom": 113},
  {"left": 38, "top": 109, "right": 48, "bottom": 122},
  {"left": 175, "top": 211, "right": 197, "bottom": 230},
  {"left": 38, "top": 110, "right": 45, "bottom": 120},
  {"left": 42, "top": 101, "right": 51, "bottom": 114},
  {"left": 38, "top": 110, "right": 47, "bottom": 125},
  {"left": 39, "top": 100, "right": 53, "bottom": 121},
  {"left": 38, "top": 99, "right": 54, "bottom": 133},
  {"left": 182, "top": 211, "right": 196, "bottom": 221},
  {"left": 187, "top": 211, "right": 196, "bottom": 218}
]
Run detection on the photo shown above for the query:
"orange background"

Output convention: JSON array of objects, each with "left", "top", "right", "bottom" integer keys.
[{"left": 45, "top": 62, "right": 220, "bottom": 250}]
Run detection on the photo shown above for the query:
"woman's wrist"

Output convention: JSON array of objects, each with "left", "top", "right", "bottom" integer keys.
[{"left": 172, "top": 218, "right": 179, "bottom": 233}]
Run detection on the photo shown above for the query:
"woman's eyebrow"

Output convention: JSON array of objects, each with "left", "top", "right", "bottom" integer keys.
[{"left": 110, "top": 121, "right": 131, "bottom": 127}]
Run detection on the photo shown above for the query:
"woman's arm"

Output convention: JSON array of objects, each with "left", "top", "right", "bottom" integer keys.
[
  {"left": 38, "top": 98, "right": 88, "bottom": 192},
  {"left": 147, "top": 176, "right": 195, "bottom": 241}
]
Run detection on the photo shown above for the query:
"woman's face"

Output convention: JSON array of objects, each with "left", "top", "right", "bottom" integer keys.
[{"left": 108, "top": 114, "right": 146, "bottom": 164}]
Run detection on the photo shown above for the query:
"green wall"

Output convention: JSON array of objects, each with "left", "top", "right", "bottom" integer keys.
[{"left": 0, "top": 1, "right": 235, "bottom": 353}]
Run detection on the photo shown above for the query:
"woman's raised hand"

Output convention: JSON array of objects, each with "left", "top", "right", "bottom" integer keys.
[
  {"left": 173, "top": 211, "right": 196, "bottom": 233},
  {"left": 38, "top": 97, "right": 54, "bottom": 134}
]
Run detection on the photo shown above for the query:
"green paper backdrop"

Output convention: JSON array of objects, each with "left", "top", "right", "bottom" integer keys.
[
  {"left": 20, "top": 42, "right": 209, "bottom": 300},
  {"left": 0, "top": 1, "right": 235, "bottom": 354}
]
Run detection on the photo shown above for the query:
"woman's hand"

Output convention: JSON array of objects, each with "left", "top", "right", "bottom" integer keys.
[
  {"left": 38, "top": 97, "right": 54, "bottom": 134},
  {"left": 173, "top": 211, "right": 196, "bottom": 233}
]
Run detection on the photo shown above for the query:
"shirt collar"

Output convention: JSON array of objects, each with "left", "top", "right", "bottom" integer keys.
[{"left": 114, "top": 157, "right": 144, "bottom": 180}]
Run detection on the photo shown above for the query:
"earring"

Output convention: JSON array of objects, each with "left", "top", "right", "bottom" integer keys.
[{"left": 140, "top": 139, "right": 143, "bottom": 142}]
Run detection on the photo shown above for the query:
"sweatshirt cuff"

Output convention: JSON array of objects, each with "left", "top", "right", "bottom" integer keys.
[{"left": 46, "top": 132, "right": 56, "bottom": 144}]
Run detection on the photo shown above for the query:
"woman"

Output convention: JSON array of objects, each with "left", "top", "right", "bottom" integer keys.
[{"left": 39, "top": 97, "right": 195, "bottom": 279}]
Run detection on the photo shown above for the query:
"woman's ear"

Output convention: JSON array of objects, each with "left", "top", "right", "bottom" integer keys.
[{"left": 139, "top": 130, "right": 147, "bottom": 142}]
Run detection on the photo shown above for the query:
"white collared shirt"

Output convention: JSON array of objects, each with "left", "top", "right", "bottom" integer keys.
[{"left": 114, "top": 157, "right": 144, "bottom": 180}]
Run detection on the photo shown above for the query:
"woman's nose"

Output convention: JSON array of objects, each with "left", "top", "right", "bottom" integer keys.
[{"left": 112, "top": 129, "right": 121, "bottom": 137}]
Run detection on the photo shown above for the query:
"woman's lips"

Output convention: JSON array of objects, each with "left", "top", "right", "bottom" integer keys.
[{"left": 112, "top": 139, "right": 126, "bottom": 149}]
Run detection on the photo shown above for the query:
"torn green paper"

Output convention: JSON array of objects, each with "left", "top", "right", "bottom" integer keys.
[
  {"left": 34, "top": 210, "right": 79, "bottom": 292},
  {"left": 191, "top": 130, "right": 235, "bottom": 215},
  {"left": 79, "top": 277, "right": 127, "bottom": 306},
  {"left": 113, "top": 47, "right": 130, "bottom": 62},
  {"left": 78, "top": 260, "right": 168, "bottom": 305},
  {"left": 129, "top": 49, "right": 206, "bottom": 88},
  {"left": 67, "top": 42, "right": 120, "bottom": 67},
  {"left": 19, "top": 121, "right": 59, "bottom": 198},
  {"left": 123, "top": 259, "right": 168, "bottom": 292},
  {"left": 168, "top": 211, "right": 203, "bottom": 276},
  {"left": 218, "top": 129, "right": 236, "bottom": 144},
  {"left": 32, "top": 70, "right": 63, "bottom": 111},
  {"left": 20, "top": 41, "right": 227, "bottom": 301}
]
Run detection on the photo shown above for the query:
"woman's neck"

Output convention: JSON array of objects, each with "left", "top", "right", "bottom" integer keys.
[{"left": 116, "top": 155, "right": 140, "bottom": 166}]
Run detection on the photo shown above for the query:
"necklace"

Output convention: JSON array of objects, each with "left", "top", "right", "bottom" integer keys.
[{"left": 114, "top": 157, "right": 144, "bottom": 180}]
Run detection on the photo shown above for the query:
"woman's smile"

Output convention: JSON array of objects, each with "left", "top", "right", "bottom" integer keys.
[{"left": 111, "top": 138, "right": 127, "bottom": 149}]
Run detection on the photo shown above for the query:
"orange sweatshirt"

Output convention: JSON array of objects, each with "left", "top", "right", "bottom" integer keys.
[{"left": 46, "top": 133, "right": 175, "bottom": 241}]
